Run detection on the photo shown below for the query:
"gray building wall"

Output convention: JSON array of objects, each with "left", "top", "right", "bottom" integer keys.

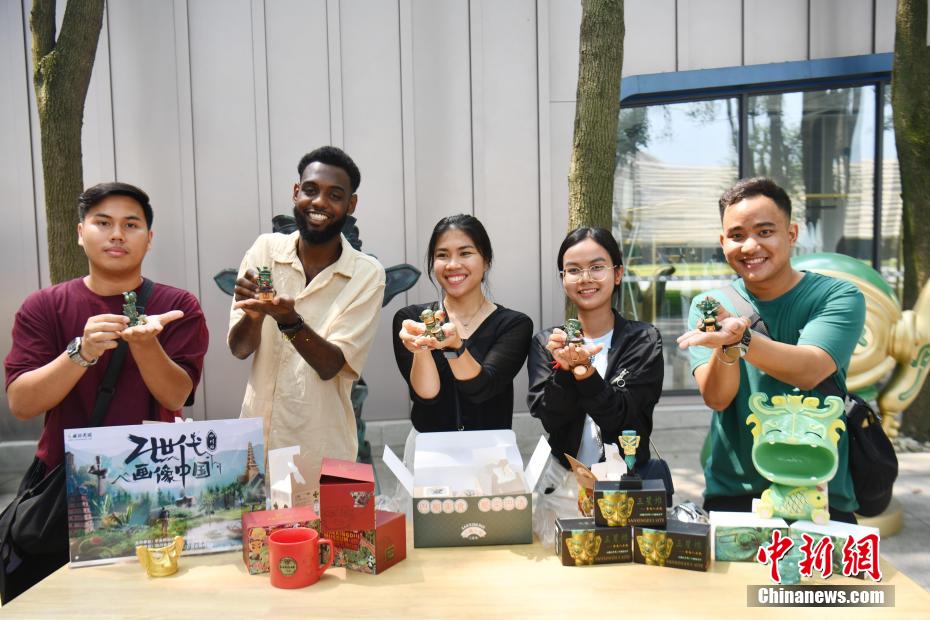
[{"left": 0, "top": 0, "right": 908, "bottom": 462}]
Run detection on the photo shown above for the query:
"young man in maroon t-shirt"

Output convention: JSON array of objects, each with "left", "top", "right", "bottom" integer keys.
[{"left": 2, "top": 182, "right": 209, "bottom": 602}]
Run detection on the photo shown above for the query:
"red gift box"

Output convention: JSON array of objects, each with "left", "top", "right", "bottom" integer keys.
[
  {"left": 319, "top": 458, "right": 375, "bottom": 532},
  {"left": 242, "top": 505, "right": 321, "bottom": 575},
  {"left": 325, "top": 510, "right": 406, "bottom": 575}
]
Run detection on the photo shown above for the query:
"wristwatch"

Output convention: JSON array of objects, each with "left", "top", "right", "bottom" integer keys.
[
  {"left": 443, "top": 341, "right": 468, "bottom": 360},
  {"left": 66, "top": 337, "right": 98, "bottom": 367},
  {"left": 722, "top": 328, "right": 752, "bottom": 358},
  {"left": 276, "top": 314, "right": 305, "bottom": 335}
]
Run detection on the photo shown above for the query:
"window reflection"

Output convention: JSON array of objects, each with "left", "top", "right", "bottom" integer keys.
[
  {"left": 613, "top": 99, "right": 739, "bottom": 390},
  {"left": 747, "top": 87, "right": 875, "bottom": 261},
  {"left": 614, "top": 84, "right": 893, "bottom": 391}
]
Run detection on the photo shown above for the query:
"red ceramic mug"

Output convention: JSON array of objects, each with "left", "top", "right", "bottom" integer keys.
[{"left": 268, "top": 527, "right": 334, "bottom": 589}]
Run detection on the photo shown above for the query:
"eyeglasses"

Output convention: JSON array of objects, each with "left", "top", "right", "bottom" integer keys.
[{"left": 559, "top": 264, "right": 616, "bottom": 283}]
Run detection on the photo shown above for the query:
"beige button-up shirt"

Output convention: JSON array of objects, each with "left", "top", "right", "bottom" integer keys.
[{"left": 229, "top": 232, "right": 385, "bottom": 477}]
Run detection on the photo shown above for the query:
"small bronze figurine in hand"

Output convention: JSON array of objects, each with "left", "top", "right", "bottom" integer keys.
[
  {"left": 122, "top": 291, "right": 147, "bottom": 327},
  {"left": 696, "top": 297, "right": 721, "bottom": 332},
  {"left": 256, "top": 266, "right": 275, "bottom": 302},
  {"left": 420, "top": 308, "right": 445, "bottom": 342},
  {"left": 564, "top": 318, "right": 584, "bottom": 344}
]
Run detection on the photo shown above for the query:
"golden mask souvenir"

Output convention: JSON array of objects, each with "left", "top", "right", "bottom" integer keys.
[
  {"left": 636, "top": 530, "right": 673, "bottom": 566},
  {"left": 565, "top": 530, "right": 602, "bottom": 566},
  {"left": 596, "top": 491, "right": 635, "bottom": 527},
  {"left": 136, "top": 536, "right": 184, "bottom": 577}
]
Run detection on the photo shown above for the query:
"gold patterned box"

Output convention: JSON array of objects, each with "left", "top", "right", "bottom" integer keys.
[
  {"left": 555, "top": 517, "right": 633, "bottom": 566},
  {"left": 242, "top": 505, "right": 321, "bottom": 575},
  {"left": 632, "top": 521, "right": 710, "bottom": 572},
  {"left": 593, "top": 479, "right": 667, "bottom": 528}
]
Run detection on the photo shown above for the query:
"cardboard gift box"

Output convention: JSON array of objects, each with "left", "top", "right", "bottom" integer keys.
[
  {"left": 242, "top": 505, "right": 321, "bottom": 575},
  {"left": 325, "top": 510, "right": 407, "bottom": 575},
  {"left": 555, "top": 517, "right": 633, "bottom": 566},
  {"left": 593, "top": 479, "right": 667, "bottom": 528},
  {"left": 267, "top": 446, "right": 320, "bottom": 510},
  {"left": 633, "top": 521, "right": 710, "bottom": 572},
  {"left": 709, "top": 511, "right": 789, "bottom": 562},
  {"left": 383, "top": 431, "right": 548, "bottom": 548},
  {"left": 789, "top": 520, "right": 881, "bottom": 579},
  {"left": 319, "top": 458, "right": 375, "bottom": 532}
]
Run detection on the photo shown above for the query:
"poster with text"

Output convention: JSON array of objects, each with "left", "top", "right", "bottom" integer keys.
[{"left": 64, "top": 418, "right": 265, "bottom": 567}]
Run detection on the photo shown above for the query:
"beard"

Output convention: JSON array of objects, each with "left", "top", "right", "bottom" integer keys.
[{"left": 293, "top": 205, "right": 347, "bottom": 244}]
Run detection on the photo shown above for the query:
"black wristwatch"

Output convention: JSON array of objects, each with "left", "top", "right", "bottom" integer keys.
[
  {"left": 722, "top": 328, "right": 752, "bottom": 358},
  {"left": 443, "top": 341, "right": 468, "bottom": 360},
  {"left": 276, "top": 314, "right": 305, "bottom": 335}
]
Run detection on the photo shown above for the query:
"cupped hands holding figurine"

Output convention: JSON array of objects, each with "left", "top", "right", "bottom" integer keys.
[
  {"left": 233, "top": 268, "right": 300, "bottom": 324},
  {"left": 119, "top": 311, "right": 185, "bottom": 344},
  {"left": 545, "top": 327, "right": 604, "bottom": 372},
  {"left": 398, "top": 313, "right": 463, "bottom": 353}
]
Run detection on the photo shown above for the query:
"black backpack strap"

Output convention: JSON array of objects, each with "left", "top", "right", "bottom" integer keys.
[
  {"left": 89, "top": 278, "right": 155, "bottom": 427},
  {"left": 716, "top": 282, "right": 771, "bottom": 339}
]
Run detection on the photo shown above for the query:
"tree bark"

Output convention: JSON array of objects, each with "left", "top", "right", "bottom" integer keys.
[
  {"left": 30, "top": 0, "right": 105, "bottom": 283},
  {"left": 567, "top": 0, "right": 624, "bottom": 232},
  {"left": 892, "top": 0, "right": 930, "bottom": 440}
]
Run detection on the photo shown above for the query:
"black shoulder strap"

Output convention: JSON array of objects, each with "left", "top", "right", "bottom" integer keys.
[
  {"left": 717, "top": 282, "right": 770, "bottom": 338},
  {"left": 719, "top": 281, "right": 843, "bottom": 398},
  {"left": 89, "top": 278, "right": 155, "bottom": 427}
]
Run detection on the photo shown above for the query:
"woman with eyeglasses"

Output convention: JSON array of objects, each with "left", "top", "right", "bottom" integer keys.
[
  {"left": 393, "top": 215, "right": 532, "bottom": 452},
  {"left": 527, "top": 227, "right": 664, "bottom": 540}
]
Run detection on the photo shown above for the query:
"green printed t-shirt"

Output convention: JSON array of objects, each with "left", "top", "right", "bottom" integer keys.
[{"left": 688, "top": 272, "right": 866, "bottom": 512}]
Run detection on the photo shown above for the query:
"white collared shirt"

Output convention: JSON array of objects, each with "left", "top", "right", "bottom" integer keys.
[{"left": 228, "top": 232, "right": 385, "bottom": 488}]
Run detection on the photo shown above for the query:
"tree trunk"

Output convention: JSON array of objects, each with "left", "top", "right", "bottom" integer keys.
[
  {"left": 30, "top": 0, "right": 105, "bottom": 283},
  {"left": 892, "top": 0, "right": 930, "bottom": 440},
  {"left": 567, "top": 0, "right": 624, "bottom": 232}
]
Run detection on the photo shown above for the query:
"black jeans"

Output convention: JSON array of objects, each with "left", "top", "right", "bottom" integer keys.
[{"left": 703, "top": 493, "right": 858, "bottom": 525}]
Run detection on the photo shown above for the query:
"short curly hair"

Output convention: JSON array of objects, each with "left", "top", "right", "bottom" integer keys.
[{"left": 297, "top": 146, "right": 361, "bottom": 192}]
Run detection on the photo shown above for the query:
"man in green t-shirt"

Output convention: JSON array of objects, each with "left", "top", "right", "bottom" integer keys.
[{"left": 677, "top": 177, "right": 865, "bottom": 523}]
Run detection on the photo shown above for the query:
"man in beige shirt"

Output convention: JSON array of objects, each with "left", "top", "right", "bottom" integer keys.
[{"left": 228, "top": 146, "right": 385, "bottom": 493}]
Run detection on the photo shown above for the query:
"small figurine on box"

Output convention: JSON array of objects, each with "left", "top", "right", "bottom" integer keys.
[
  {"left": 696, "top": 297, "right": 720, "bottom": 332},
  {"left": 256, "top": 266, "right": 275, "bottom": 301},
  {"left": 420, "top": 308, "right": 446, "bottom": 342},
  {"left": 122, "top": 291, "right": 147, "bottom": 327},
  {"left": 617, "top": 430, "right": 643, "bottom": 490}
]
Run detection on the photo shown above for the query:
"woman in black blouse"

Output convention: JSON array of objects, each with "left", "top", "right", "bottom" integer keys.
[
  {"left": 527, "top": 227, "right": 664, "bottom": 471},
  {"left": 393, "top": 215, "right": 532, "bottom": 436}
]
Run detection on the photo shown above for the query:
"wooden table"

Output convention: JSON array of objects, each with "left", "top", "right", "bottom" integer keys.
[{"left": 2, "top": 538, "right": 928, "bottom": 619}]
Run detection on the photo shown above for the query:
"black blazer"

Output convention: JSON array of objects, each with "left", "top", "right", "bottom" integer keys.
[{"left": 526, "top": 311, "right": 664, "bottom": 470}]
